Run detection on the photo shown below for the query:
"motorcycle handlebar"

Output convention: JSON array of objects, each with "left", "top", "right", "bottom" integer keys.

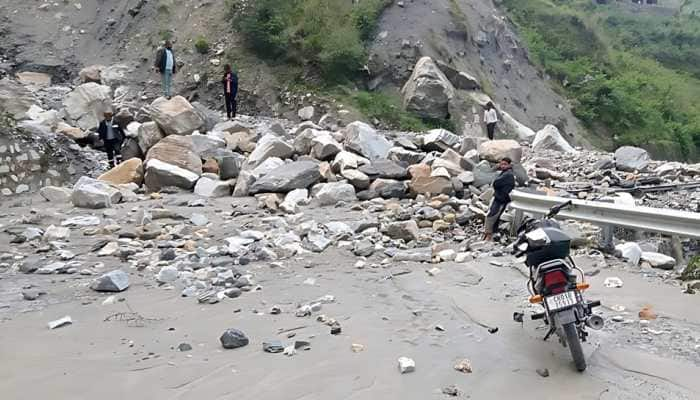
[{"left": 546, "top": 200, "right": 573, "bottom": 218}]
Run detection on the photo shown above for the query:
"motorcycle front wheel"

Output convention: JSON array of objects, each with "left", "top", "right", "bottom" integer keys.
[{"left": 563, "top": 322, "right": 586, "bottom": 371}]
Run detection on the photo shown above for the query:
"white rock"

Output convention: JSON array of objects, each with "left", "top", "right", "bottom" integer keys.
[
  {"left": 48, "top": 316, "right": 72, "bottom": 330},
  {"left": 194, "top": 177, "right": 232, "bottom": 198},
  {"left": 157, "top": 265, "right": 180, "bottom": 283},
  {"left": 398, "top": 357, "right": 416, "bottom": 373},
  {"left": 298, "top": 106, "right": 315, "bottom": 121},
  {"left": 615, "top": 242, "right": 642, "bottom": 265},
  {"left": 43, "top": 225, "right": 70, "bottom": 241},
  {"left": 313, "top": 182, "right": 357, "bottom": 206},
  {"left": 641, "top": 252, "right": 676, "bottom": 270},
  {"left": 532, "top": 125, "right": 577, "bottom": 153}
]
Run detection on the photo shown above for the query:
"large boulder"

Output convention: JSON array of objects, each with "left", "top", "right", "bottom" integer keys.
[
  {"left": 478, "top": 140, "right": 522, "bottom": 163},
  {"left": 202, "top": 148, "right": 244, "bottom": 180},
  {"left": 79, "top": 65, "right": 104, "bottom": 83},
  {"left": 532, "top": 125, "right": 577, "bottom": 154},
  {"left": 63, "top": 83, "right": 113, "bottom": 130},
  {"left": 145, "top": 96, "right": 204, "bottom": 136},
  {"left": 310, "top": 134, "right": 343, "bottom": 161},
  {"left": 40, "top": 186, "right": 73, "bottom": 203},
  {"left": 247, "top": 134, "right": 295, "bottom": 168},
  {"left": 341, "top": 169, "right": 371, "bottom": 189},
  {"left": 72, "top": 176, "right": 122, "bottom": 209},
  {"left": 101, "top": 64, "right": 130, "bottom": 87},
  {"left": 331, "top": 151, "right": 369, "bottom": 172},
  {"left": 368, "top": 178, "right": 407, "bottom": 199},
  {"left": 421, "top": 129, "right": 461, "bottom": 152},
  {"left": 0, "top": 78, "right": 36, "bottom": 120},
  {"left": 144, "top": 159, "right": 200, "bottom": 191},
  {"left": 641, "top": 252, "right": 676, "bottom": 270},
  {"left": 194, "top": 176, "right": 233, "bottom": 197},
  {"left": 145, "top": 135, "right": 202, "bottom": 175},
  {"left": 388, "top": 147, "right": 425, "bottom": 165},
  {"left": 401, "top": 57, "right": 455, "bottom": 119},
  {"left": 313, "top": 182, "right": 357, "bottom": 206},
  {"left": 435, "top": 60, "right": 481, "bottom": 90},
  {"left": 294, "top": 128, "right": 326, "bottom": 155},
  {"left": 615, "top": 146, "right": 650, "bottom": 172},
  {"left": 409, "top": 175, "right": 453, "bottom": 195},
  {"left": 359, "top": 160, "right": 408, "bottom": 179},
  {"left": 343, "top": 121, "right": 392, "bottom": 161},
  {"left": 191, "top": 134, "right": 226, "bottom": 158},
  {"left": 98, "top": 158, "right": 144, "bottom": 186},
  {"left": 137, "top": 121, "right": 164, "bottom": 154},
  {"left": 192, "top": 101, "right": 221, "bottom": 133},
  {"left": 249, "top": 161, "right": 321, "bottom": 194},
  {"left": 615, "top": 242, "right": 643, "bottom": 266}
]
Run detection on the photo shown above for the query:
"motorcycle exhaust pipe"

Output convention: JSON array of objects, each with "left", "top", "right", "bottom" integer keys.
[{"left": 585, "top": 315, "right": 604, "bottom": 330}]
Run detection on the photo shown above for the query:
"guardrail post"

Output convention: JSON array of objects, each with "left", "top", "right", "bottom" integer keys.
[
  {"left": 597, "top": 197, "right": 615, "bottom": 253},
  {"left": 510, "top": 209, "right": 524, "bottom": 236},
  {"left": 671, "top": 235, "right": 684, "bottom": 268}
]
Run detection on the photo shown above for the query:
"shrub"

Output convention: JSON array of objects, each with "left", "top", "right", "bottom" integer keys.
[
  {"left": 194, "top": 36, "right": 209, "bottom": 54},
  {"left": 230, "top": 0, "right": 387, "bottom": 82}
]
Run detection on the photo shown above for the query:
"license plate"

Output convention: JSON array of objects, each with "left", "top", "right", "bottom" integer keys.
[{"left": 545, "top": 291, "right": 578, "bottom": 311}]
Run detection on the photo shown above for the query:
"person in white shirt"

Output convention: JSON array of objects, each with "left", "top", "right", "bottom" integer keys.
[
  {"left": 484, "top": 101, "right": 498, "bottom": 140},
  {"left": 154, "top": 41, "right": 177, "bottom": 99}
]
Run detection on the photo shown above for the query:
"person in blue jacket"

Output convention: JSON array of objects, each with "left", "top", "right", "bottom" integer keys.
[{"left": 222, "top": 64, "right": 238, "bottom": 120}]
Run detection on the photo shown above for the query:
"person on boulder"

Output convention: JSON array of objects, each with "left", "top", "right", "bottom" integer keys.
[
  {"left": 97, "top": 111, "right": 125, "bottom": 168},
  {"left": 154, "top": 40, "right": 176, "bottom": 99},
  {"left": 484, "top": 102, "right": 498, "bottom": 140},
  {"left": 222, "top": 64, "right": 239, "bottom": 120},
  {"left": 483, "top": 157, "right": 515, "bottom": 241}
]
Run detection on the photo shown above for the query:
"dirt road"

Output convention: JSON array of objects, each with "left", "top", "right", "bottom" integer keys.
[{"left": 0, "top": 193, "right": 698, "bottom": 399}]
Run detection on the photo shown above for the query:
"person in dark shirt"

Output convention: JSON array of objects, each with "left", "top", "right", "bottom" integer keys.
[
  {"left": 222, "top": 64, "right": 239, "bottom": 120},
  {"left": 484, "top": 157, "right": 516, "bottom": 241},
  {"left": 97, "top": 111, "right": 125, "bottom": 168}
]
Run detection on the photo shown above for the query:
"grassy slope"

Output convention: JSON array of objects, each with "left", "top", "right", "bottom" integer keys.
[{"left": 502, "top": 0, "right": 700, "bottom": 161}]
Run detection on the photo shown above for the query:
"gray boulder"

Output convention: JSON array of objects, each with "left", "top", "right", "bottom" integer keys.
[
  {"left": 388, "top": 147, "right": 425, "bottom": 165},
  {"left": 401, "top": 56, "right": 455, "bottom": 119},
  {"left": 145, "top": 96, "right": 204, "bottom": 136},
  {"left": 63, "top": 82, "right": 113, "bottom": 130},
  {"left": 359, "top": 160, "right": 408, "bottom": 179},
  {"left": 191, "top": 134, "right": 226, "bottom": 158},
  {"left": 385, "top": 220, "right": 420, "bottom": 242},
  {"left": 72, "top": 176, "right": 122, "bottom": 209},
  {"left": 90, "top": 270, "right": 129, "bottom": 292},
  {"left": 40, "top": 186, "right": 72, "bottom": 202},
  {"left": 341, "top": 169, "right": 371, "bottom": 189},
  {"left": 137, "top": 121, "right": 164, "bottom": 154},
  {"left": 194, "top": 177, "right": 232, "bottom": 197},
  {"left": 369, "top": 178, "right": 407, "bottom": 199},
  {"left": 615, "top": 146, "right": 650, "bottom": 172},
  {"left": 478, "top": 140, "right": 523, "bottom": 163},
  {"left": 310, "top": 134, "right": 343, "bottom": 161},
  {"left": 343, "top": 121, "right": 392, "bottom": 161},
  {"left": 421, "top": 129, "right": 461, "bottom": 152},
  {"left": 641, "top": 252, "right": 676, "bottom": 270},
  {"left": 248, "top": 134, "right": 295, "bottom": 168},
  {"left": 313, "top": 182, "right": 357, "bottom": 206},
  {"left": 249, "top": 161, "right": 321, "bottom": 194},
  {"left": 144, "top": 159, "right": 200, "bottom": 191},
  {"left": 532, "top": 125, "right": 577, "bottom": 154}
]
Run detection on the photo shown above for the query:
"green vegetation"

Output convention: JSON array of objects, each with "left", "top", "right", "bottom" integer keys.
[
  {"left": 344, "top": 91, "right": 455, "bottom": 132},
  {"left": 502, "top": 0, "right": 700, "bottom": 161},
  {"left": 228, "top": 0, "right": 390, "bottom": 82},
  {"left": 681, "top": 256, "right": 700, "bottom": 281},
  {"left": 194, "top": 36, "right": 210, "bottom": 54}
]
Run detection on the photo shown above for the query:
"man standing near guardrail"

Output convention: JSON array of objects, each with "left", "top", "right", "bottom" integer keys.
[{"left": 484, "top": 157, "right": 516, "bottom": 241}]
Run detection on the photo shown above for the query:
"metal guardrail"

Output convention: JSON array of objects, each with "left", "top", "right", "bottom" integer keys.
[{"left": 509, "top": 190, "right": 700, "bottom": 239}]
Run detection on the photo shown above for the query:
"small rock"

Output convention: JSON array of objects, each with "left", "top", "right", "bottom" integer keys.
[
  {"left": 536, "top": 368, "right": 550, "bottom": 378},
  {"left": 603, "top": 277, "right": 623, "bottom": 288},
  {"left": 90, "top": 270, "right": 129, "bottom": 292},
  {"left": 48, "top": 316, "right": 72, "bottom": 330},
  {"left": 638, "top": 306, "right": 657, "bottom": 320},
  {"left": 442, "top": 385, "right": 461, "bottom": 397},
  {"left": 351, "top": 343, "right": 365, "bottom": 353},
  {"left": 263, "top": 340, "right": 285, "bottom": 353},
  {"left": 178, "top": 343, "right": 192, "bottom": 352},
  {"left": 220, "top": 329, "right": 249, "bottom": 349},
  {"left": 398, "top": 357, "right": 416, "bottom": 374},
  {"left": 454, "top": 359, "right": 472, "bottom": 373}
]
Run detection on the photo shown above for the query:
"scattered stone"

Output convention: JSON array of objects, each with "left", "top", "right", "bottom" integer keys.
[
  {"left": 398, "top": 356, "right": 416, "bottom": 374},
  {"left": 178, "top": 343, "right": 192, "bottom": 352},
  {"left": 351, "top": 343, "right": 365, "bottom": 353},
  {"left": 454, "top": 359, "right": 473, "bottom": 373},
  {"left": 639, "top": 306, "right": 657, "bottom": 321},
  {"left": 640, "top": 252, "right": 676, "bottom": 270},
  {"left": 603, "top": 277, "right": 624, "bottom": 288},
  {"left": 48, "top": 316, "right": 73, "bottom": 330},
  {"left": 536, "top": 368, "right": 550, "bottom": 378},
  {"left": 263, "top": 340, "right": 285, "bottom": 353},
  {"left": 220, "top": 329, "right": 249, "bottom": 349},
  {"left": 478, "top": 140, "right": 522, "bottom": 164},
  {"left": 194, "top": 177, "right": 231, "bottom": 197},
  {"left": 249, "top": 161, "right": 321, "bottom": 194},
  {"left": 40, "top": 186, "right": 73, "bottom": 203},
  {"left": 145, "top": 159, "right": 200, "bottom": 191},
  {"left": 90, "top": 270, "right": 129, "bottom": 292},
  {"left": 72, "top": 176, "right": 122, "bottom": 209},
  {"left": 615, "top": 242, "right": 642, "bottom": 265},
  {"left": 98, "top": 158, "right": 144, "bottom": 186},
  {"left": 298, "top": 106, "right": 315, "bottom": 121},
  {"left": 385, "top": 220, "right": 419, "bottom": 242},
  {"left": 442, "top": 385, "right": 461, "bottom": 397},
  {"left": 314, "top": 182, "right": 357, "bottom": 206}
]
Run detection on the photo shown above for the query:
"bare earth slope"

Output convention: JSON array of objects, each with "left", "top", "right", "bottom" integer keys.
[{"left": 369, "top": 0, "right": 587, "bottom": 144}]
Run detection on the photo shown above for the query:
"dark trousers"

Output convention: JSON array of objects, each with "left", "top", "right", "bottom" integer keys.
[
  {"left": 486, "top": 122, "right": 497, "bottom": 140},
  {"left": 484, "top": 199, "right": 508, "bottom": 234},
  {"left": 225, "top": 93, "right": 237, "bottom": 118},
  {"left": 104, "top": 139, "right": 122, "bottom": 167}
]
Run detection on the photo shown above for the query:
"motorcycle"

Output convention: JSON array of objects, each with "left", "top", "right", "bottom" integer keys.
[{"left": 511, "top": 200, "right": 603, "bottom": 371}]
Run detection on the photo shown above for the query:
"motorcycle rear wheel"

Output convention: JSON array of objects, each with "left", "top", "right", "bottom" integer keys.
[{"left": 563, "top": 322, "right": 586, "bottom": 371}]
